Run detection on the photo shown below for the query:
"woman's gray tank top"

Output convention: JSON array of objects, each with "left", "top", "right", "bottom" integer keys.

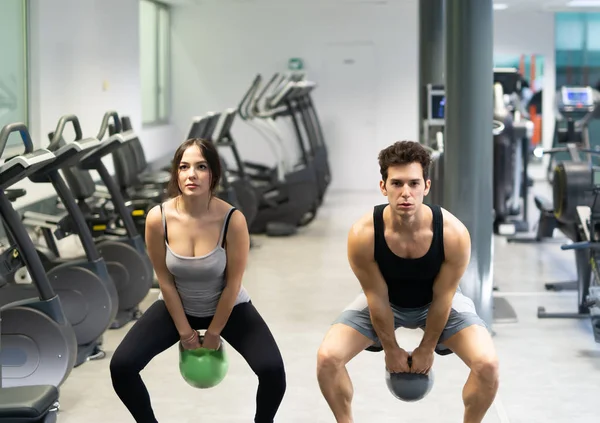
[{"left": 158, "top": 204, "right": 250, "bottom": 317}]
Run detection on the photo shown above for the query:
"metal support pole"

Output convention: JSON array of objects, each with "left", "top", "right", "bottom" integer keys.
[{"left": 444, "top": 0, "right": 495, "bottom": 327}]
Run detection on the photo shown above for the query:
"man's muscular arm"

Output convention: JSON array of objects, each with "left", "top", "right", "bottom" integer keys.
[
  {"left": 420, "top": 212, "right": 471, "bottom": 351},
  {"left": 347, "top": 219, "right": 398, "bottom": 353}
]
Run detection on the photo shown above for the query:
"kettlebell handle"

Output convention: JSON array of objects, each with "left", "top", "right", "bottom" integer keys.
[{"left": 197, "top": 333, "right": 223, "bottom": 351}]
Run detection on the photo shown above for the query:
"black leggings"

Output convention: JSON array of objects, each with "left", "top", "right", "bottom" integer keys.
[{"left": 110, "top": 300, "right": 286, "bottom": 422}]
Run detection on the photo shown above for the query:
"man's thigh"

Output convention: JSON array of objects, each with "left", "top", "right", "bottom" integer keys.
[
  {"left": 326, "top": 293, "right": 382, "bottom": 356},
  {"left": 421, "top": 290, "right": 489, "bottom": 356},
  {"left": 441, "top": 324, "right": 497, "bottom": 369},
  {"left": 327, "top": 292, "right": 432, "bottom": 354}
]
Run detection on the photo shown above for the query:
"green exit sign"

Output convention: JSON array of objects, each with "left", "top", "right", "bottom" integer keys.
[{"left": 288, "top": 58, "right": 304, "bottom": 71}]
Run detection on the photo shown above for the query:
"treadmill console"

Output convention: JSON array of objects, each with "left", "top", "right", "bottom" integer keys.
[
  {"left": 430, "top": 93, "right": 445, "bottom": 120},
  {"left": 561, "top": 86, "right": 594, "bottom": 110},
  {"left": 593, "top": 167, "right": 600, "bottom": 188},
  {"left": 427, "top": 85, "right": 445, "bottom": 124}
]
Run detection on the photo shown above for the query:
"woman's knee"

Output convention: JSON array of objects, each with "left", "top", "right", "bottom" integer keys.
[
  {"left": 256, "top": 356, "right": 286, "bottom": 388},
  {"left": 110, "top": 347, "right": 143, "bottom": 380},
  {"left": 259, "top": 356, "right": 286, "bottom": 378},
  {"left": 109, "top": 352, "right": 129, "bottom": 379}
]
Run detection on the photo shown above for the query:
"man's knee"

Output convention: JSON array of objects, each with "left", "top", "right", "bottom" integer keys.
[
  {"left": 471, "top": 355, "right": 499, "bottom": 384},
  {"left": 317, "top": 323, "right": 373, "bottom": 377},
  {"left": 317, "top": 344, "right": 347, "bottom": 376}
]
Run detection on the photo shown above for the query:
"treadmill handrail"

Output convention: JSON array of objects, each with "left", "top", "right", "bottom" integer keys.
[
  {"left": 579, "top": 104, "right": 600, "bottom": 129},
  {"left": 251, "top": 74, "right": 285, "bottom": 116},
  {"left": 0, "top": 122, "right": 34, "bottom": 157},
  {"left": 267, "top": 80, "right": 295, "bottom": 110},
  {"left": 238, "top": 75, "right": 262, "bottom": 120},
  {"left": 253, "top": 73, "right": 280, "bottom": 111}
]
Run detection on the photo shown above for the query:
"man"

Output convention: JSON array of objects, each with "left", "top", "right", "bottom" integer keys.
[{"left": 316, "top": 141, "right": 499, "bottom": 423}]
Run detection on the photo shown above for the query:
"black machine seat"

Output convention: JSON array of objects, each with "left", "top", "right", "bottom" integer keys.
[
  {"left": 5, "top": 189, "right": 26, "bottom": 202},
  {"left": 62, "top": 165, "right": 96, "bottom": 200},
  {"left": 110, "top": 117, "right": 170, "bottom": 193},
  {"left": 534, "top": 195, "right": 554, "bottom": 213},
  {"left": 0, "top": 385, "right": 58, "bottom": 422}
]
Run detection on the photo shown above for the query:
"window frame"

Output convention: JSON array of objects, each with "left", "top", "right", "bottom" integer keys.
[
  {"left": 1, "top": 0, "right": 30, "bottom": 158},
  {"left": 141, "top": 0, "right": 171, "bottom": 128}
]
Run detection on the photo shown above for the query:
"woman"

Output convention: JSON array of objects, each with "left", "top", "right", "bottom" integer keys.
[{"left": 110, "top": 138, "right": 287, "bottom": 422}]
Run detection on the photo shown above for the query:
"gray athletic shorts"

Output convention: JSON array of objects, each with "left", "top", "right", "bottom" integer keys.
[{"left": 332, "top": 289, "right": 487, "bottom": 356}]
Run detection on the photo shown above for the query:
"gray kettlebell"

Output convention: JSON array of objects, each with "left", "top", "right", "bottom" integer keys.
[{"left": 385, "top": 352, "right": 434, "bottom": 402}]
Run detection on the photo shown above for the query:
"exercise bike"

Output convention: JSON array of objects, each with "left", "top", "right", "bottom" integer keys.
[
  {"left": 540, "top": 166, "right": 600, "bottom": 342},
  {"left": 0, "top": 122, "right": 76, "bottom": 422},
  {"left": 509, "top": 86, "right": 600, "bottom": 244},
  {"left": 36, "top": 111, "right": 154, "bottom": 329},
  {"left": 526, "top": 89, "right": 600, "bottom": 320},
  {"left": 7, "top": 114, "right": 120, "bottom": 366}
]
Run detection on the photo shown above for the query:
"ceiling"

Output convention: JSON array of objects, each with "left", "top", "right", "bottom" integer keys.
[{"left": 158, "top": 0, "right": 600, "bottom": 12}]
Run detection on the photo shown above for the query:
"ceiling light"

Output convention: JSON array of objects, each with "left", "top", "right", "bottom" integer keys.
[
  {"left": 493, "top": 3, "right": 508, "bottom": 10},
  {"left": 568, "top": 0, "right": 600, "bottom": 7}
]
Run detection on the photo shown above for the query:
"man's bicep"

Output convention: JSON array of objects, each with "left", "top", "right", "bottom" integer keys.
[
  {"left": 348, "top": 246, "right": 388, "bottom": 303},
  {"left": 432, "top": 261, "right": 465, "bottom": 298},
  {"left": 347, "top": 223, "right": 390, "bottom": 306},
  {"left": 351, "top": 260, "right": 388, "bottom": 296},
  {"left": 433, "top": 225, "right": 471, "bottom": 298}
]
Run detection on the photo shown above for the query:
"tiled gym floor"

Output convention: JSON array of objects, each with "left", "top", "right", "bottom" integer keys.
[{"left": 52, "top": 166, "right": 600, "bottom": 423}]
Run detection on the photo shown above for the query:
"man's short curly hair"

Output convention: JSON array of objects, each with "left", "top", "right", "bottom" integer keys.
[{"left": 378, "top": 141, "right": 431, "bottom": 182}]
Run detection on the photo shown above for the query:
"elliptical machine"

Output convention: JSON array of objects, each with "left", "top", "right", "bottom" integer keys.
[
  {"left": 237, "top": 75, "right": 320, "bottom": 236},
  {"left": 0, "top": 122, "right": 77, "bottom": 422},
  {"left": 287, "top": 79, "right": 331, "bottom": 204},
  {"left": 211, "top": 110, "right": 259, "bottom": 226},
  {"left": 492, "top": 70, "right": 535, "bottom": 235},
  {"left": 8, "top": 114, "right": 120, "bottom": 366}
]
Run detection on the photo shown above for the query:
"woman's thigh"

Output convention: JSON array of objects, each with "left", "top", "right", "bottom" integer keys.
[
  {"left": 111, "top": 300, "right": 181, "bottom": 372},
  {"left": 220, "top": 302, "right": 284, "bottom": 373}
]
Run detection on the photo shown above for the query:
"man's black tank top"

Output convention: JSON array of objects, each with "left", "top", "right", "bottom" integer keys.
[{"left": 373, "top": 203, "right": 445, "bottom": 309}]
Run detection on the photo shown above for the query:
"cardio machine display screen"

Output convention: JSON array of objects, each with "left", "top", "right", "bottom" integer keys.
[
  {"left": 594, "top": 169, "right": 600, "bottom": 187},
  {"left": 562, "top": 87, "right": 593, "bottom": 107},
  {"left": 430, "top": 94, "right": 445, "bottom": 120}
]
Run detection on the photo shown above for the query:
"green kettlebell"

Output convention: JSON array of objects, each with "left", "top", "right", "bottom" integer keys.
[{"left": 178, "top": 333, "right": 229, "bottom": 389}]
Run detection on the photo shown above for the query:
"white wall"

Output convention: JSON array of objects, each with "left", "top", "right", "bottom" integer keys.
[
  {"left": 6, "top": 0, "right": 558, "bottom": 206},
  {"left": 171, "top": 2, "right": 557, "bottom": 192},
  {"left": 493, "top": 9, "right": 556, "bottom": 151},
  {"left": 171, "top": 1, "right": 420, "bottom": 193},
  {"left": 11, "top": 0, "right": 177, "bottom": 209}
]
